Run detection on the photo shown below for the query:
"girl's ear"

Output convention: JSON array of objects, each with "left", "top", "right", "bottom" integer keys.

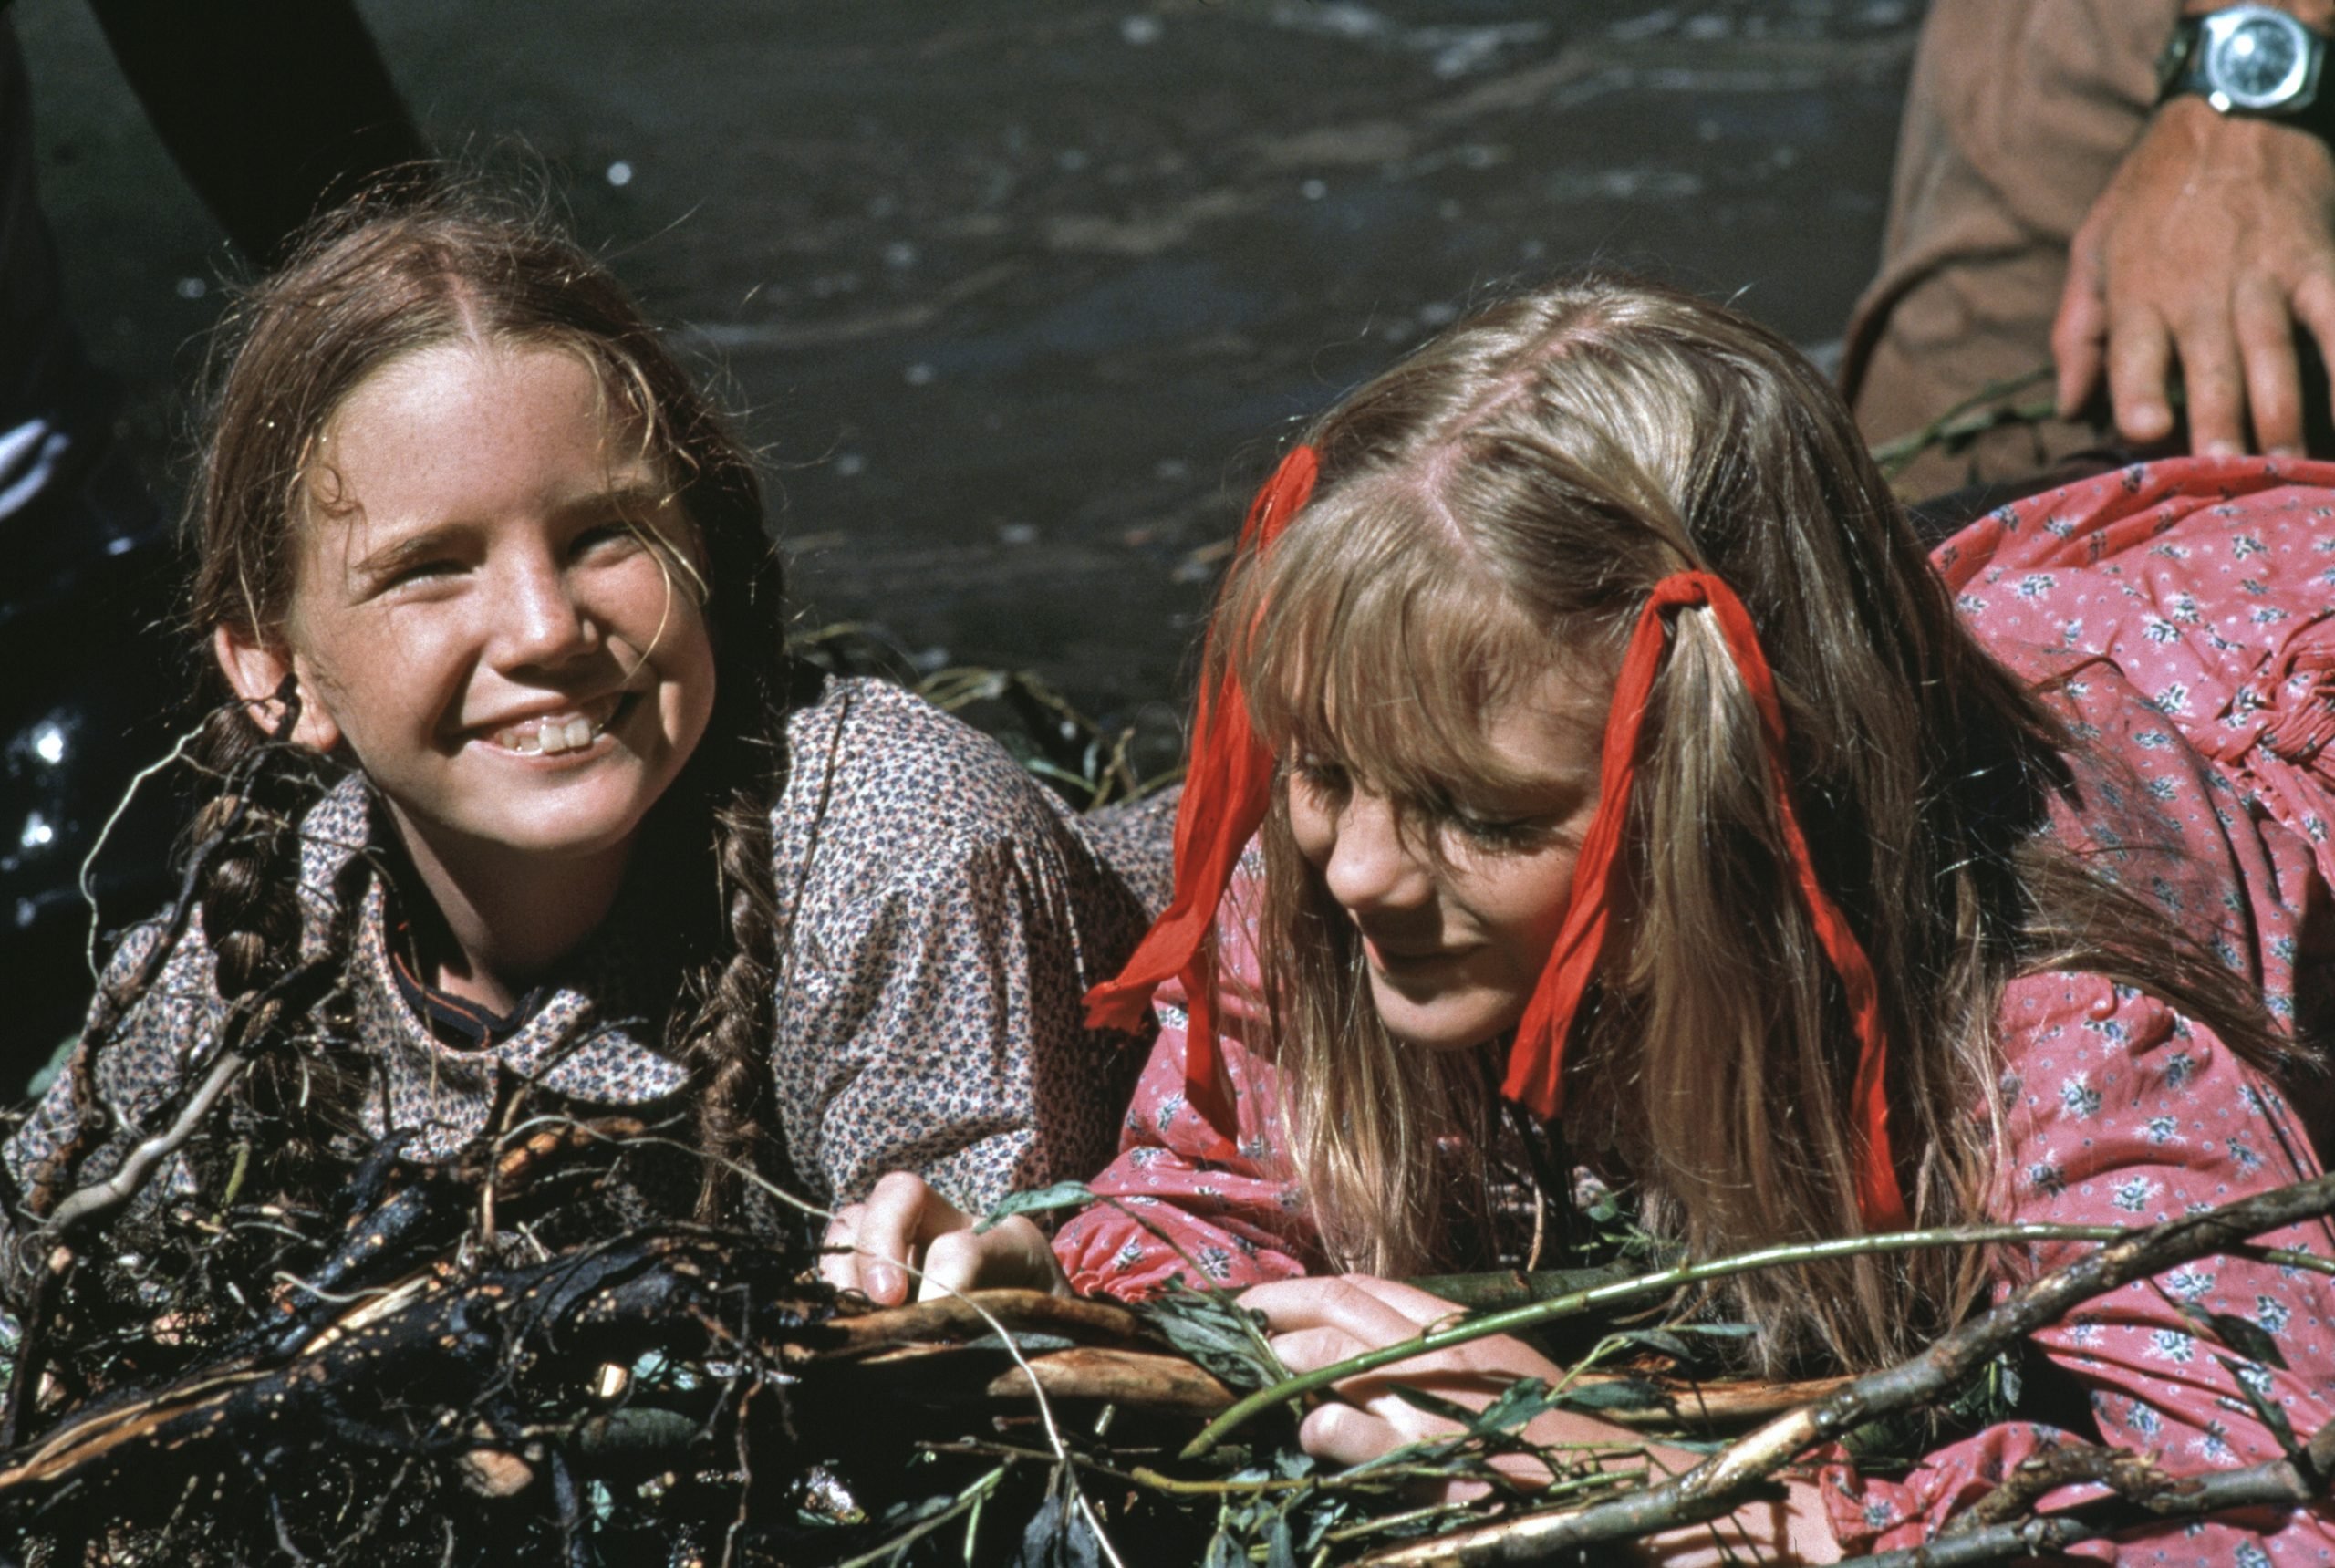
[{"left": 212, "top": 624, "right": 344, "bottom": 753}]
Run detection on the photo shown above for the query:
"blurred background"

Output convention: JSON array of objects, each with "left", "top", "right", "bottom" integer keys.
[{"left": 5, "top": 0, "right": 1922, "bottom": 1052}]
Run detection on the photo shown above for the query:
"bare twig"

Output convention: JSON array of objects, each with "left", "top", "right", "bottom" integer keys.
[
  {"left": 1828, "top": 1419, "right": 2335, "bottom": 1568},
  {"left": 1354, "top": 1168, "right": 2335, "bottom": 1564}
]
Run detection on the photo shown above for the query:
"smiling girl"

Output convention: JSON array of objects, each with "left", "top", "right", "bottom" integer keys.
[
  {"left": 856, "top": 277, "right": 2335, "bottom": 1559},
  {"left": 1, "top": 187, "right": 1156, "bottom": 1280}
]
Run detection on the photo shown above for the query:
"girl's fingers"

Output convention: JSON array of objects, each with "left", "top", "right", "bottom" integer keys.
[
  {"left": 817, "top": 1203, "right": 869, "bottom": 1293},
  {"left": 1265, "top": 1324, "right": 1369, "bottom": 1376},
  {"left": 1298, "top": 1398, "right": 1406, "bottom": 1467},
  {"left": 1326, "top": 1274, "right": 1470, "bottom": 1331},
  {"left": 1242, "top": 1274, "right": 1438, "bottom": 1352},
  {"left": 852, "top": 1172, "right": 949, "bottom": 1305},
  {"left": 916, "top": 1216, "right": 1062, "bottom": 1301}
]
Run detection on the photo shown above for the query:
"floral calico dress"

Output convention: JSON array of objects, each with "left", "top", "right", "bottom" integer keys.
[
  {"left": 1052, "top": 458, "right": 2335, "bottom": 1561},
  {"left": 5, "top": 677, "right": 1161, "bottom": 1241}
]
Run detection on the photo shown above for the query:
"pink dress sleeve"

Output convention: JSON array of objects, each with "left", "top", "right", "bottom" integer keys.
[
  {"left": 1052, "top": 871, "right": 1325, "bottom": 1299},
  {"left": 1825, "top": 458, "right": 2335, "bottom": 1561}
]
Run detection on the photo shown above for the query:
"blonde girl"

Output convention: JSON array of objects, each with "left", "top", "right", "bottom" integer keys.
[{"left": 860, "top": 276, "right": 2335, "bottom": 1561}]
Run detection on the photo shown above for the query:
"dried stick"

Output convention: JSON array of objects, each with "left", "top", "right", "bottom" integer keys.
[
  {"left": 1188, "top": 1220, "right": 2143, "bottom": 1459},
  {"left": 1354, "top": 1168, "right": 2335, "bottom": 1565},
  {"left": 1826, "top": 1418, "right": 2335, "bottom": 1568}
]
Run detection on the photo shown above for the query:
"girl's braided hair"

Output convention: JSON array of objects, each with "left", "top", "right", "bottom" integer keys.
[{"left": 68, "top": 178, "right": 789, "bottom": 1225}]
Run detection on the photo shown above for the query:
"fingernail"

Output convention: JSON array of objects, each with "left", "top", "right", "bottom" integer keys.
[
  {"left": 2272, "top": 444, "right": 2303, "bottom": 459},
  {"left": 868, "top": 1265, "right": 900, "bottom": 1301},
  {"left": 2205, "top": 440, "right": 2242, "bottom": 458}
]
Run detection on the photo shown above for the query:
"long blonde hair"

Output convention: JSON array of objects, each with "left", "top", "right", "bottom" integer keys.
[{"left": 1217, "top": 276, "right": 2291, "bottom": 1373}]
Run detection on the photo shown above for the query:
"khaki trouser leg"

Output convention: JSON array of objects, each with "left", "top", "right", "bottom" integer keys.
[{"left": 1843, "top": 0, "right": 2175, "bottom": 494}]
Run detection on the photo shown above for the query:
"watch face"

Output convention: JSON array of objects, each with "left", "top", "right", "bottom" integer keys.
[{"left": 2207, "top": 12, "right": 2312, "bottom": 109}]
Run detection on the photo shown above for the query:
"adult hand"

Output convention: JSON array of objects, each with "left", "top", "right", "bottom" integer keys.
[
  {"left": 818, "top": 1171, "right": 1064, "bottom": 1306},
  {"left": 2053, "top": 97, "right": 2335, "bottom": 456},
  {"left": 1241, "top": 1274, "right": 1842, "bottom": 1564}
]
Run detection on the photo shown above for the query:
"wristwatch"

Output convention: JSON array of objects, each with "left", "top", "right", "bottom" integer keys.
[{"left": 2157, "top": 6, "right": 2334, "bottom": 128}]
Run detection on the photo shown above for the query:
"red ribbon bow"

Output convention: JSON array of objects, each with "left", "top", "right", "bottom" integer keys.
[{"left": 1500, "top": 572, "right": 1907, "bottom": 1231}]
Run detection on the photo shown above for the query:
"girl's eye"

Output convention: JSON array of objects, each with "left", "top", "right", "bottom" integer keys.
[
  {"left": 1291, "top": 758, "right": 1351, "bottom": 796},
  {"left": 380, "top": 557, "right": 461, "bottom": 588},
  {"left": 572, "top": 523, "right": 644, "bottom": 557},
  {"left": 1447, "top": 811, "right": 1548, "bottom": 852}
]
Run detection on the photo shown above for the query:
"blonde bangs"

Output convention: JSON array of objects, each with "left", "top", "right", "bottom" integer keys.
[{"left": 1226, "top": 481, "right": 1564, "bottom": 807}]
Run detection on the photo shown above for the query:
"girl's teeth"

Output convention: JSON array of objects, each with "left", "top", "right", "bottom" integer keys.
[{"left": 495, "top": 715, "right": 600, "bottom": 754}]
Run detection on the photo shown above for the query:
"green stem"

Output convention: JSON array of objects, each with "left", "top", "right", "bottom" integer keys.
[
  {"left": 1181, "top": 1220, "right": 2142, "bottom": 1459},
  {"left": 833, "top": 1464, "right": 1007, "bottom": 1568},
  {"left": 1869, "top": 364, "right": 2057, "bottom": 478}
]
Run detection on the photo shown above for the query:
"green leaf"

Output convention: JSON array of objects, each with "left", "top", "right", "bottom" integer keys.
[
  {"left": 976, "top": 1180, "right": 1095, "bottom": 1234},
  {"left": 958, "top": 1332, "right": 1078, "bottom": 1355},
  {"left": 1614, "top": 1328, "right": 1697, "bottom": 1361},
  {"left": 1136, "top": 1285, "right": 1285, "bottom": 1391},
  {"left": 1468, "top": 1377, "right": 1560, "bottom": 1435},
  {"left": 1550, "top": 1377, "right": 1666, "bottom": 1413},
  {"left": 2200, "top": 1312, "right": 2289, "bottom": 1371},
  {"left": 2217, "top": 1355, "right": 2299, "bottom": 1454},
  {"left": 1382, "top": 1385, "right": 1480, "bottom": 1428},
  {"left": 1264, "top": 1514, "right": 1298, "bottom": 1568}
]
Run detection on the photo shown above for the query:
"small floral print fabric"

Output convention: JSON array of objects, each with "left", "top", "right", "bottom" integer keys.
[
  {"left": 1056, "top": 458, "right": 2335, "bottom": 1561},
  {"left": 7, "top": 677, "right": 1160, "bottom": 1235}
]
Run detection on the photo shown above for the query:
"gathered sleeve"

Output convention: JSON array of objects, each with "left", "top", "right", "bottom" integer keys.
[
  {"left": 765, "top": 680, "right": 1152, "bottom": 1213},
  {"left": 1051, "top": 867, "right": 1323, "bottom": 1299}
]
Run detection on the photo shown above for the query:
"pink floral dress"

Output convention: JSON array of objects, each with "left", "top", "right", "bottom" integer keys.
[{"left": 1053, "top": 457, "right": 2335, "bottom": 1561}]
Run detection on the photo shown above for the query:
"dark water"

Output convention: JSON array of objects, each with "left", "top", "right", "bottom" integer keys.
[
  {"left": 5, "top": 0, "right": 1921, "bottom": 1055},
  {"left": 23, "top": 0, "right": 1920, "bottom": 712}
]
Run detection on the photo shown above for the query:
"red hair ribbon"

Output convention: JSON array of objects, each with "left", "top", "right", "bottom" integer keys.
[
  {"left": 1499, "top": 572, "right": 1908, "bottom": 1231},
  {"left": 1084, "top": 445, "right": 1320, "bottom": 1150}
]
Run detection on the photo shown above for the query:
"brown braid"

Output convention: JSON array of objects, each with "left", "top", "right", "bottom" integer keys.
[
  {"left": 679, "top": 772, "right": 783, "bottom": 1225},
  {"left": 661, "top": 462, "right": 792, "bottom": 1229}
]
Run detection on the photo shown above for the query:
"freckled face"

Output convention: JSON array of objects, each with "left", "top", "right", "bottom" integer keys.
[
  {"left": 1286, "top": 668, "right": 1610, "bottom": 1054},
  {"left": 268, "top": 341, "right": 716, "bottom": 886}
]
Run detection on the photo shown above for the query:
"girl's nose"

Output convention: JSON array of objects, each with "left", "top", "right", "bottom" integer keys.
[
  {"left": 1320, "top": 792, "right": 1434, "bottom": 915},
  {"left": 496, "top": 549, "right": 597, "bottom": 669}
]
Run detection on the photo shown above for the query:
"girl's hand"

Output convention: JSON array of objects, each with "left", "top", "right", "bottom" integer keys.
[
  {"left": 1240, "top": 1273, "right": 1623, "bottom": 1469},
  {"left": 818, "top": 1171, "right": 1064, "bottom": 1307},
  {"left": 1240, "top": 1274, "right": 1841, "bottom": 1564}
]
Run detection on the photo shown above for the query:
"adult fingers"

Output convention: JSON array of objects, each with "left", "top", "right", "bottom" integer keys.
[
  {"left": 2235, "top": 273, "right": 2305, "bottom": 455},
  {"left": 2051, "top": 233, "right": 2112, "bottom": 420},
  {"left": 817, "top": 1203, "right": 868, "bottom": 1293},
  {"left": 2292, "top": 269, "right": 2335, "bottom": 427},
  {"left": 2166, "top": 310, "right": 2247, "bottom": 455},
  {"left": 2105, "top": 305, "right": 2178, "bottom": 446}
]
